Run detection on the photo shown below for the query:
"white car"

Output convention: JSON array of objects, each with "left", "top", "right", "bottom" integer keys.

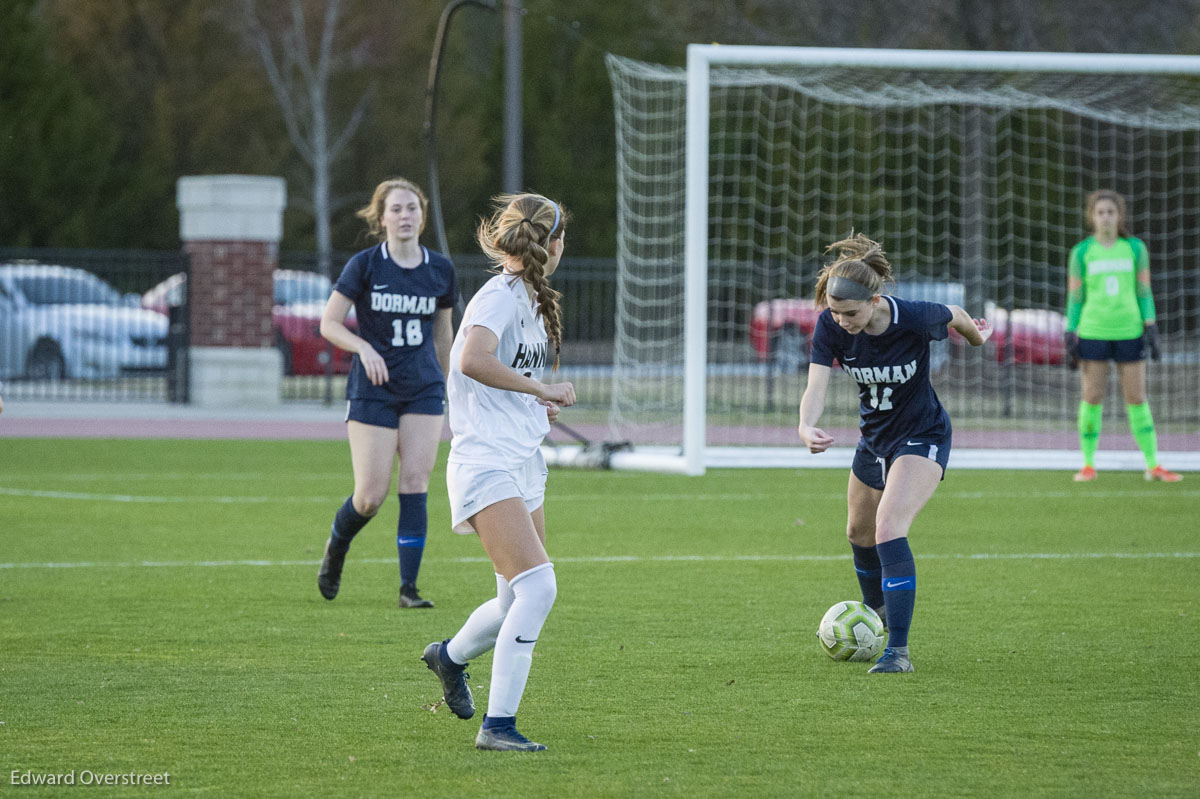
[{"left": 0, "top": 264, "right": 168, "bottom": 380}]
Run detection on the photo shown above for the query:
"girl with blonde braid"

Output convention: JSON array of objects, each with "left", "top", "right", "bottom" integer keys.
[{"left": 422, "top": 193, "right": 575, "bottom": 751}]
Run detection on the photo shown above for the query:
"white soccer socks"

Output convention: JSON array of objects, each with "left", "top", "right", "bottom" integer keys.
[
  {"left": 486, "top": 562, "right": 557, "bottom": 718},
  {"left": 446, "top": 573, "right": 516, "bottom": 664},
  {"left": 442, "top": 563, "right": 557, "bottom": 717}
]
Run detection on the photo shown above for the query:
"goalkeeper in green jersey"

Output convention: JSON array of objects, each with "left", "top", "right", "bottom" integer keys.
[{"left": 1064, "top": 189, "right": 1181, "bottom": 483}]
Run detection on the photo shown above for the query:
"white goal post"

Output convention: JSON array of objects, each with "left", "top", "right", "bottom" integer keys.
[{"left": 591, "top": 45, "right": 1200, "bottom": 475}]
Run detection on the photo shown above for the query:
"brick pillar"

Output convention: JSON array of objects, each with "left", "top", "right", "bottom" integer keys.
[{"left": 177, "top": 175, "right": 286, "bottom": 407}]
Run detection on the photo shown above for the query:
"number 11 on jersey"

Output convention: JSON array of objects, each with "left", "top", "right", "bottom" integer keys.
[{"left": 868, "top": 384, "right": 894, "bottom": 410}]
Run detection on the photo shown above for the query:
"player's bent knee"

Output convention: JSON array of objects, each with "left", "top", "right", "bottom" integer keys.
[
  {"left": 873, "top": 525, "right": 909, "bottom": 544},
  {"left": 846, "top": 524, "right": 875, "bottom": 547},
  {"left": 511, "top": 563, "right": 556, "bottom": 611},
  {"left": 352, "top": 494, "right": 386, "bottom": 517}
]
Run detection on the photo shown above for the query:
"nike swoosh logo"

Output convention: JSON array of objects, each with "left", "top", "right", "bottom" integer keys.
[
  {"left": 515, "top": 635, "right": 537, "bottom": 644},
  {"left": 885, "top": 579, "right": 913, "bottom": 589},
  {"left": 906, "top": 441, "right": 923, "bottom": 446},
  {"left": 843, "top": 356, "right": 856, "bottom": 361},
  {"left": 373, "top": 284, "right": 388, "bottom": 290}
]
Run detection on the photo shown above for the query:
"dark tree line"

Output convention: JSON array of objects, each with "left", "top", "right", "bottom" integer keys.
[{"left": 3, "top": 0, "right": 1198, "bottom": 260}]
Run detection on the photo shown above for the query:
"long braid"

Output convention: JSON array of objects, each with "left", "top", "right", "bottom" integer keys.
[
  {"left": 524, "top": 262, "right": 563, "bottom": 370},
  {"left": 476, "top": 193, "right": 570, "bottom": 370}
]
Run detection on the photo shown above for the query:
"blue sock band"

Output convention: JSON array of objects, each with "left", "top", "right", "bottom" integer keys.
[
  {"left": 850, "top": 543, "right": 884, "bottom": 611},
  {"left": 331, "top": 497, "right": 371, "bottom": 549},
  {"left": 481, "top": 715, "right": 516, "bottom": 732},
  {"left": 877, "top": 538, "right": 917, "bottom": 649},
  {"left": 397, "top": 492, "right": 428, "bottom": 585},
  {"left": 438, "top": 640, "right": 464, "bottom": 670}
]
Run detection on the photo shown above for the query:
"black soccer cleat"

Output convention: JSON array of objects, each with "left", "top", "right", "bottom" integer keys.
[
  {"left": 421, "top": 640, "right": 474, "bottom": 719},
  {"left": 317, "top": 537, "right": 347, "bottom": 600},
  {"left": 868, "top": 646, "right": 914, "bottom": 674},
  {"left": 399, "top": 583, "right": 434, "bottom": 609},
  {"left": 475, "top": 725, "right": 546, "bottom": 752}
]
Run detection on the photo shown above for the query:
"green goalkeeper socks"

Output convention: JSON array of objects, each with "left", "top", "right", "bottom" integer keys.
[
  {"left": 1078, "top": 402, "right": 1102, "bottom": 468},
  {"left": 1127, "top": 402, "right": 1159, "bottom": 470}
]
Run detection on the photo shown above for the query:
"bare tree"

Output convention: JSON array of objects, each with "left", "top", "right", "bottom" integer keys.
[{"left": 237, "top": 0, "right": 373, "bottom": 277}]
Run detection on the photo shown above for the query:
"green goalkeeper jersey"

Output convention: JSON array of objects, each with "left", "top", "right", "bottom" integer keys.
[{"left": 1066, "top": 236, "right": 1154, "bottom": 340}]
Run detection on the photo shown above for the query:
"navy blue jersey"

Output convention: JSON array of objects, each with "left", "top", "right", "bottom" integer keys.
[
  {"left": 810, "top": 295, "right": 953, "bottom": 457},
  {"left": 334, "top": 242, "right": 459, "bottom": 401}
]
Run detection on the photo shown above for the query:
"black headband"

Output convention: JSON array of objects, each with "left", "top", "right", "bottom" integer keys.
[{"left": 827, "top": 276, "right": 877, "bottom": 301}]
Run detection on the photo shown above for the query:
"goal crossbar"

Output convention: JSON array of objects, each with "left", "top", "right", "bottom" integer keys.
[{"left": 686, "top": 45, "right": 1200, "bottom": 75}]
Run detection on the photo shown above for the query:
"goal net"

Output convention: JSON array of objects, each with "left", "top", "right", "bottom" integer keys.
[{"left": 600, "top": 46, "right": 1200, "bottom": 474}]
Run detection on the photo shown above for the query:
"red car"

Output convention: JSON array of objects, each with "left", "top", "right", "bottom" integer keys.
[
  {"left": 142, "top": 270, "right": 356, "bottom": 376},
  {"left": 982, "top": 302, "right": 1067, "bottom": 365},
  {"left": 750, "top": 283, "right": 1066, "bottom": 370},
  {"left": 749, "top": 297, "right": 823, "bottom": 372}
]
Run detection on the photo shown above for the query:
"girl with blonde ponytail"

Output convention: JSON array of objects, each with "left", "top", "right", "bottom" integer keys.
[
  {"left": 798, "top": 232, "right": 993, "bottom": 675},
  {"left": 317, "top": 177, "right": 457, "bottom": 610},
  {"left": 422, "top": 193, "right": 575, "bottom": 752}
]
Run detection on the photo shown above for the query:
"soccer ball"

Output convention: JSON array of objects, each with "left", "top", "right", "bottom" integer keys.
[{"left": 817, "top": 600, "right": 886, "bottom": 662}]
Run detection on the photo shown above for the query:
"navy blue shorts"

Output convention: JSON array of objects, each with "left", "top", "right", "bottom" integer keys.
[
  {"left": 852, "top": 434, "right": 952, "bottom": 491},
  {"left": 345, "top": 388, "right": 445, "bottom": 429},
  {"left": 1077, "top": 336, "right": 1145, "bottom": 363}
]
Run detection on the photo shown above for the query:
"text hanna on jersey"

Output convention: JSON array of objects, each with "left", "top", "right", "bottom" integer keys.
[{"left": 511, "top": 342, "right": 548, "bottom": 371}]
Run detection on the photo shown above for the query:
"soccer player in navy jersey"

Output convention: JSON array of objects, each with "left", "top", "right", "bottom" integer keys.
[
  {"left": 316, "top": 177, "right": 459, "bottom": 608},
  {"left": 798, "top": 234, "right": 993, "bottom": 673}
]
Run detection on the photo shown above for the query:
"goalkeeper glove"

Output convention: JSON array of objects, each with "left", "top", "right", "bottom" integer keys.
[
  {"left": 1143, "top": 323, "right": 1161, "bottom": 362},
  {"left": 1063, "top": 331, "right": 1081, "bottom": 371}
]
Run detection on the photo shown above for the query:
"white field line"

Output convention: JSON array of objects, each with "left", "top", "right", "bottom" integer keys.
[
  {"left": 1, "top": 552, "right": 1197, "bottom": 571},
  {"left": 2, "top": 486, "right": 1198, "bottom": 505},
  {"left": 1, "top": 473, "right": 349, "bottom": 482}
]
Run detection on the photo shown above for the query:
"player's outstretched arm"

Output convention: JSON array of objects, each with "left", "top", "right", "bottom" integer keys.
[
  {"left": 947, "top": 305, "right": 992, "bottom": 346},
  {"left": 798, "top": 363, "right": 834, "bottom": 453}
]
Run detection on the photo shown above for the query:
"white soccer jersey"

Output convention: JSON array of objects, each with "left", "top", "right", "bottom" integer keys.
[{"left": 447, "top": 273, "right": 550, "bottom": 467}]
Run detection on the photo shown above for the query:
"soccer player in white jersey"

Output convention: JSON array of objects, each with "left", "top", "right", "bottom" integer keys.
[
  {"left": 317, "top": 178, "right": 458, "bottom": 608},
  {"left": 798, "top": 234, "right": 992, "bottom": 674},
  {"left": 422, "top": 193, "right": 575, "bottom": 752}
]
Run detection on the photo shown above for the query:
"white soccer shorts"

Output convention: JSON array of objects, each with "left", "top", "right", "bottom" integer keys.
[{"left": 447, "top": 449, "right": 548, "bottom": 534}]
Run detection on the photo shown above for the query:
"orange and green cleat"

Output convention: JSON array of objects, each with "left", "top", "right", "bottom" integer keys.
[{"left": 1145, "top": 465, "right": 1183, "bottom": 482}]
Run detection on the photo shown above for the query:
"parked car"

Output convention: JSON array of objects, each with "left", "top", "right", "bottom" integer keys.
[
  {"left": 983, "top": 301, "right": 1067, "bottom": 365},
  {"left": 750, "top": 281, "right": 965, "bottom": 373},
  {"left": 750, "top": 282, "right": 1067, "bottom": 370},
  {"left": 0, "top": 263, "right": 168, "bottom": 380},
  {"left": 141, "top": 270, "right": 355, "bottom": 376}
]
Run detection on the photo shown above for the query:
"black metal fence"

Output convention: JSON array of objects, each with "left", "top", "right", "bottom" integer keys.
[{"left": 0, "top": 247, "right": 188, "bottom": 402}]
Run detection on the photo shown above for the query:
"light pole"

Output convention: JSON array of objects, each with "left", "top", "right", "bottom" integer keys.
[
  {"left": 502, "top": 0, "right": 523, "bottom": 193},
  {"left": 424, "top": 0, "right": 525, "bottom": 255}
]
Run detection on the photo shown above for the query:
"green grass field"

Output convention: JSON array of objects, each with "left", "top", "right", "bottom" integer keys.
[{"left": 1, "top": 438, "right": 1197, "bottom": 797}]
